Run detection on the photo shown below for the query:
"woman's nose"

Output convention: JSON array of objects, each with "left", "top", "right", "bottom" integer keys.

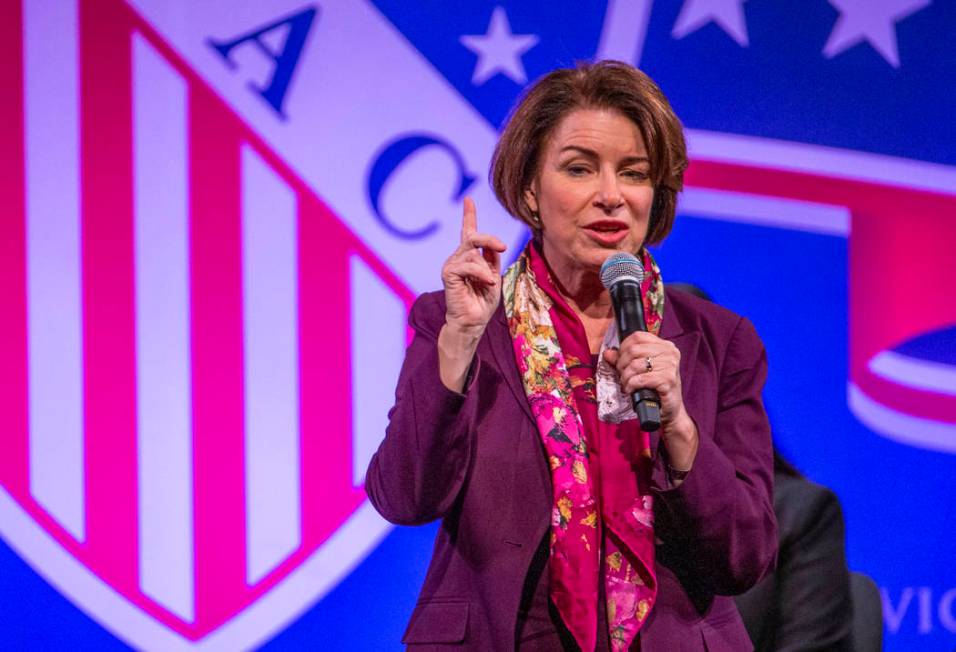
[{"left": 595, "top": 172, "right": 623, "bottom": 213}]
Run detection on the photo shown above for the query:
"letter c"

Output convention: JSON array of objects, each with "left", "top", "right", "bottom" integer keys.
[
  {"left": 366, "top": 134, "right": 475, "bottom": 240},
  {"left": 940, "top": 588, "right": 956, "bottom": 632}
]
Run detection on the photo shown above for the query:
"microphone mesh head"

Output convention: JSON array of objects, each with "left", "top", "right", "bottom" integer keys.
[{"left": 600, "top": 252, "right": 645, "bottom": 289}]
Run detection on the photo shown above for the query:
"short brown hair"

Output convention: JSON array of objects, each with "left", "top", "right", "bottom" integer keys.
[{"left": 490, "top": 60, "right": 688, "bottom": 245}]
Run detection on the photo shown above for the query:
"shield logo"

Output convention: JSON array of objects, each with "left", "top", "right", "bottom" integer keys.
[
  {"left": 3, "top": 0, "right": 956, "bottom": 649},
  {"left": 0, "top": 0, "right": 415, "bottom": 648}
]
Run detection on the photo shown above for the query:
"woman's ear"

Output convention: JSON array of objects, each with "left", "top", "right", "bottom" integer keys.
[{"left": 524, "top": 186, "right": 539, "bottom": 214}]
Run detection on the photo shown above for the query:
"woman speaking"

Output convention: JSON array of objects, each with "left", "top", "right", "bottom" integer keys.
[{"left": 366, "top": 61, "right": 777, "bottom": 651}]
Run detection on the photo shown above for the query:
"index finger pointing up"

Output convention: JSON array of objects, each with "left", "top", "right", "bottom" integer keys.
[{"left": 461, "top": 196, "right": 477, "bottom": 243}]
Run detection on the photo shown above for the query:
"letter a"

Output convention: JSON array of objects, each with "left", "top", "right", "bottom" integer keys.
[{"left": 208, "top": 7, "right": 318, "bottom": 118}]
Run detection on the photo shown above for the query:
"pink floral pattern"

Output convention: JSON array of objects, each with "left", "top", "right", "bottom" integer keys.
[{"left": 503, "top": 246, "right": 664, "bottom": 651}]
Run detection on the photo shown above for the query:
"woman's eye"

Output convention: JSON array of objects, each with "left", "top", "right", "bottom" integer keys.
[
  {"left": 566, "top": 164, "right": 590, "bottom": 176},
  {"left": 622, "top": 169, "right": 649, "bottom": 181}
]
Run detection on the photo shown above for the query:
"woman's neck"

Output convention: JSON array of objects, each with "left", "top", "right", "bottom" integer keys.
[
  {"left": 551, "top": 267, "right": 612, "bottom": 320},
  {"left": 552, "top": 269, "right": 613, "bottom": 354},
  {"left": 536, "top": 243, "right": 615, "bottom": 353},
  {"left": 538, "top": 241, "right": 613, "bottom": 320}
]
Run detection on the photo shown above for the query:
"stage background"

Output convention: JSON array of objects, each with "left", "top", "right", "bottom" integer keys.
[{"left": 1, "top": 0, "right": 955, "bottom": 649}]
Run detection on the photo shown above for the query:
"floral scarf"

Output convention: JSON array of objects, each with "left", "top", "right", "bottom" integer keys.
[{"left": 503, "top": 243, "right": 665, "bottom": 651}]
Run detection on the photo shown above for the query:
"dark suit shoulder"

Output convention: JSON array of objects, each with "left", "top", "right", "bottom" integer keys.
[
  {"left": 773, "top": 473, "right": 845, "bottom": 547},
  {"left": 774, "top": 472, "right": 840, "bottom": 507}
]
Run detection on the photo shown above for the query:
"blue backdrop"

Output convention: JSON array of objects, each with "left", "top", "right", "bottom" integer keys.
[{"left": 1, "top": 0, "right": 954, "bottom": 650}]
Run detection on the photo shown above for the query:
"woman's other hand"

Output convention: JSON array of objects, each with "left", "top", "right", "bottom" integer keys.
[
  {"left": 603, "top": 332, "right": 699, "bottom": 474},
  {"left": 438, "top": 198, "right": 507, "bottom": 392}
]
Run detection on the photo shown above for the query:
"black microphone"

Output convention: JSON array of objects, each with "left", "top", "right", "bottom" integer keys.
[{"left": 599, "top": 253, "right": 661, "bottom": 432}]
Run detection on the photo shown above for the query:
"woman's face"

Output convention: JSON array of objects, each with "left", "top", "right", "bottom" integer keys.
[{"left": 525, "top": 107, "right": 654, "bottom": 280}]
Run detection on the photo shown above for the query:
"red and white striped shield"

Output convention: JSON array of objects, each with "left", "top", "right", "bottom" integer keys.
[{"left": 0, "top": 0, "right": 416, "bottom": 648}]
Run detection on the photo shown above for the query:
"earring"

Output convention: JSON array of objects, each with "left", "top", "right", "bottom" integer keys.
[{"left": 531, "top": 211, "right": 540, "bottom": 225}]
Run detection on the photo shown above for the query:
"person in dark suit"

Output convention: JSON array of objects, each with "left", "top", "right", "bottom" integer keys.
[
  {"left": 366, "top": 61, "right": 777, "bottom": 650},
  {"left": 734, "top": 450, "right": 853, "bottom": 651},
  {"left": 668, "top": 283, "right": 854, "bottom": 651}
]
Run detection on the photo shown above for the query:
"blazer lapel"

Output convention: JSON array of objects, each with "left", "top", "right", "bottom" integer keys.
[
  {"left": 485, "top": 301, "right": 550, "bottom": 541},
  {"left": 654, "top": 295, "right": 700, "bottom": 450},
  {"left": 485, "top": 301, "right": 534, "bottom": 422}
]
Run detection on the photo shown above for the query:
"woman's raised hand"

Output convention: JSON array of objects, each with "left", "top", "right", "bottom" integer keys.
[
  {"left": 437, "top": 198, "right": 506, "bottom": 392},
  {"left": 441, "top": 197, "right": 507, "bottom": 336}
]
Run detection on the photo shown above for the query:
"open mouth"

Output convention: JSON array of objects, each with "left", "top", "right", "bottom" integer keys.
[{"left": 583, "top": 221, "right": 629, "bottom": 245}]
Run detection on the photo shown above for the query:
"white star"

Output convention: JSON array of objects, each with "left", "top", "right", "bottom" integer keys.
[
  {"left": 823, "top": 0, "right": 931, "bottom": 68},
  {"left": 460, "top": 7, "right": 539, "bottom": 85},
  {"left": 672, "top": 0, "right": 750, "bottom": 47}
]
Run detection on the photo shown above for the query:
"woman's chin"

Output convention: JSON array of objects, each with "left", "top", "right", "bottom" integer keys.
[
  {"left": 582, "top": 241, "right": 639, "bottom": 263},
  {"left": 573, "top": 248, "right": 627, "bottom": 274}
]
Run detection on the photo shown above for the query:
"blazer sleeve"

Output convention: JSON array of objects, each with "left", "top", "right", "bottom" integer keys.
[
  {"left": 364, "top": 292, "right": 481, "bottom": 526},
  {"left": 652, "top": 316, "right": 778, "bottom": 595}
]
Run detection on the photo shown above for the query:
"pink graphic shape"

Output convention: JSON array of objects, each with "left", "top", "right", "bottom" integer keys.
[
  {"left": 686, "top": 160, "right": 956, "bottom": 426},
  {"left": 188, "top": 83, "right": 248, "bottom": 634},
  {"left": 0, "top": 0, "right": 29, "bottom": 502},
  {"left": 80, "top": 0, "right": 140, "bottom": 597}
]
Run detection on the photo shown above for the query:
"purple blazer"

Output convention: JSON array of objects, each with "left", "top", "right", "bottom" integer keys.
[{"left": 366, "top": 287, "right": 777, "bottom": 651}]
